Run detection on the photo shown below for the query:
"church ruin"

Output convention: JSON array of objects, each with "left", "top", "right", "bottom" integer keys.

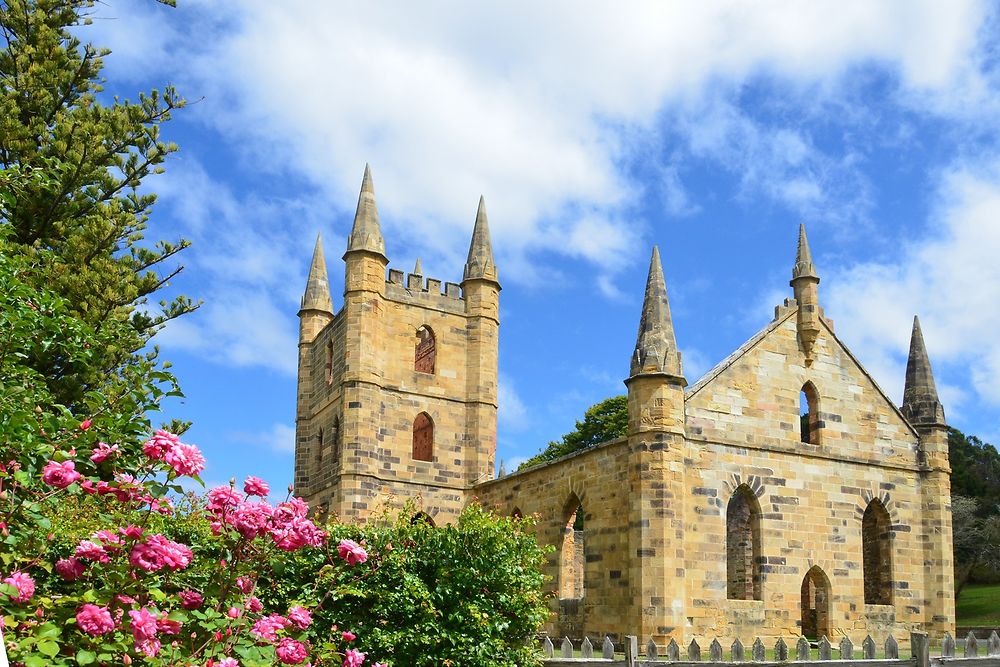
[{"left": 293, "top": 166, "right": 956, "bottom": 646}]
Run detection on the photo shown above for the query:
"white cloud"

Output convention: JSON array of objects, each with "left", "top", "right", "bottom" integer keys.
[
  {"left": 96, "top": 0, "right": 993, "bottom": 278},
  {"left": 498, "top": 373, "right": 529, "bottom": 431},
  {"left": 827, "top": 159, "right": 1000, "bottom": 409},
  {"left": 227, "top": 423, "right": 297, "bottom": 455}
]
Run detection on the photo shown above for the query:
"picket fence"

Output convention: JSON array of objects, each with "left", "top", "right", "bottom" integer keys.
[{"left": 540, "top": 630, "right": 1000, "bottom": 667}]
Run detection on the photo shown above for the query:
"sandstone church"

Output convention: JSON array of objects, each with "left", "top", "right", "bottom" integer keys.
[{"left": 292, "top": 166, "right": 955, "bottom": 646}]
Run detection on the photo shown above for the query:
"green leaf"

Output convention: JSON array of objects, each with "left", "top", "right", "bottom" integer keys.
[
  {"left": 25, "top": 656, "right": 49, "bottom": 667},
  {"left": 76, "top": 649, "right": 97, "bottom": 665},
  {"left": 37, "top": 640, "right": 59, "bottom": 657}
]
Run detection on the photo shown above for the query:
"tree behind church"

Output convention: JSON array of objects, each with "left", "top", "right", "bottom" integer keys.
[{"left": 0, "top": 0, "right": 195, "bottom": 410}]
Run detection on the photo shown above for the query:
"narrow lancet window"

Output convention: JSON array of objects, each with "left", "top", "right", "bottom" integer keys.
[
  {"left": 325, "top": 341, "right": 334, "bottom": 385},
  {"left": 727, "top": 485, "right": 762, "bottom": 601},
  {"left": 412, "top": 412, "right": 434, "bottom": 462},
  {"left": 415, "top": 325, "right": 436, "bottom": 374},
  {"left": 559, "top": 495, "right": 585, "bottom": 600},
  {"left": 862, "top": 499, "right": 893, "bottom": 605},
  {"left": 800, "top": 382, "right": 820, "bottom": 444}
]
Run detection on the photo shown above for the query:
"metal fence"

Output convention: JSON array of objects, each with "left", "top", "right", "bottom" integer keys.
[{"left": 540, "top": 631, "right": 1000, "bottom": 667}]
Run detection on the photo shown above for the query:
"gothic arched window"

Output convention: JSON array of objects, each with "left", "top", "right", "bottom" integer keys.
[
  {"left": 412, "top": 412, "right": 434, "bottom": 462},
  {"left": 415, "top": 325, "right": 436, "bottom": 374},
  {"left": 727, "top": 484, "right": 763, "bottom": 601},
  {"left": 559, "top": 494, "right": 585, "bottom": 600},
  {"left": 862, "top": 499, "right": 893, "bottom": 605},
  {"left": 800, "top": 381, "right": 820, "bottom": 444}
]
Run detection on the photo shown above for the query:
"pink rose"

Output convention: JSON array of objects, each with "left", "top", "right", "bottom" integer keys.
[
  {"left": 247, "top": 596, "right": 263, "bottom": 613},
  {"left": 76, "top": 604, "right": 114, "bottom": 635},
  {"left": 164, "top": 442, "right": 206, "bottom": 477},
  {"left": 207, "top": 486, "right": 244, "bottom": 513},
  {"left": 342, "top": 630, "right": 356, "bottom": 642},
  {"left": 228, "top": 607, "right": 241, "bottom": 618},
  {"left": 287, "top": 605, "right": 312, "bottom": 630},
  {"left": 75, "top": 540, "right": 109, "bottom": 563},
  {"left": 337, "top": 539, "right": 368, "bottom": 565},
  {"left": 137, "top": 638, "right": 161, "bottom": 657},
  {"left": 41, "top": 460, "right": 81, "bottom": 489},
  {"left": 129, "top": 607, "right": 158, "bottom": 640},
  {"left": 236, "top": 576, "right": 254, "bottom": 593},
  {"left": 343, "top": 648, "right": 367, "bottom": 667},
  {"left": 2, "top": 572, "right": 35, "bottom": 603},
  {"left": 178, "top": 590, "right": 203, "bottom": 609},
  {"left": 79, "top": 419, "right": 92, "bottom": 430},
  {"left": 276, "top": 638, "right": 309, "bottom": 665},
  {"left": 90, "top": 441, "right": 119, "bottom": 463},
  {"left": 244, "top": 476, "right": 270, "bottom": 497},
  {"left": 250, "top": 614, "right": 290, "bottom": 642},
  {"left": 143, "top": 430, "right": 179, "bottom": 460},
  {"left": 55, "top": 558, "right": 86, "bottom": 580},
  {"left": 218, "top": 659, "right": 240, "bottom": 667}
]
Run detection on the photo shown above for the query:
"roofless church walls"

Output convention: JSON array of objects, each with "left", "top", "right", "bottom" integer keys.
[{"left": 294, "top": 171, "right": 955, "bottom": 646}]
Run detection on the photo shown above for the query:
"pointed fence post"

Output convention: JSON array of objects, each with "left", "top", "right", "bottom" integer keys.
[
  {"left": 688, "top": 638, "right": 702, "bottom": 661},
  {"left": 647, "top": 638, "right": 659, "bottom": 660},
  {"left": 625, "top": 635, "right": 639, "bottom": 667},
  {"left": 582, "top": 636, "right": 593, "bottom": 658},
  {"left": 989, "top": 630, "right": 1000, "bottom": 657},
  {"left": 752, "top": 637, "right": 765, "bottom": 662},
  {"left": 796, "top": 637, "right": 810, "bottom": 661},
  {"left": 603, "top": 636, "right": 615, "bottom": 659},
  {"left": 667, "top": 638, "right": 680, "bottom": 661},
  {"left": 965, "top": 631, "right": 979, "bottom": 658},
  {"left": 863, "top": 635, "right": 876, "bottom": 659},
  {"left": 839, "top": 636, "right": 853, "bottom": 660},
  {"left": 542, "top": 636, "right": 554, "bottom": 658},
  {"left": 710, "top": 639, "right": 723, "bottom": 662},
  {"left": 942, "top": 632, "right": 956, "bottom": 658},
  {"left": 561, "top": 637, "right": 574, "bottom": 658},
  {"left": 911, "top": 632, "right": 930, "bottom": 667},
  {"left": 818, "top": 636, "right": 832, "bottom": 660},
  {"left": 732, "top": 638, "right": 745, "bottom": 662},
  {"left": 885, "top": 635, "right": 899, "bottom": 659},
  {"left": 775, "top": 638, "right": 788, "bottom": 661}
]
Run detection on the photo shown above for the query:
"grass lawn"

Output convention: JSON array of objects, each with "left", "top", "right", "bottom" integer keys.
[{"left": 956, "top": 583, "right": 1000, "bottom": 627}]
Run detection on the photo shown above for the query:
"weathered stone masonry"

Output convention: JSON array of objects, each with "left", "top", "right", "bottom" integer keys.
[{"left": 294, "top": 168, "right": 955, "bottom": 647}]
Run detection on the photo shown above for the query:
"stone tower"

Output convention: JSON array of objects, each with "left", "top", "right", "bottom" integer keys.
[
  {"left": 625, "top": 246, "right": 688, "bottom": 639},
  {"left": 293, "top": 166, "right": 500, "bottom": 523}
]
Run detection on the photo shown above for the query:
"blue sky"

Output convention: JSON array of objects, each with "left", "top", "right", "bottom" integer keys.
[{"left": 84, "top": 2, "right": 1000, "bottom": 490}]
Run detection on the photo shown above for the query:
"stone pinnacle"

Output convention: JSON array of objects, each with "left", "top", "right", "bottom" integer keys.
[
  {"left": 345, "top": 163, "right": 386, "bottom": 258},
  {"left": 791, "top": 223, "right": 819, "bottom": 282},
  {"left": 630, "top": 246, "right": 683, "bottom": 378},
  {"left": 300, "top": 233, "right": 334, "bottom": 314},
  {"left": 463, "top": 195, "right": 499, "bottom": 285},
  {"left": 901, "top": 315, "right": 946, "bottom": 426}
]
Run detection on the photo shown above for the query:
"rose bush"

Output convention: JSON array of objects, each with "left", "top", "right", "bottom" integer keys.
[{"left": 0, "top": 242, "right": 389, "bottom": 666}]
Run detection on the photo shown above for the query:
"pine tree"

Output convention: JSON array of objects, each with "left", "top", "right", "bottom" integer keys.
[{"left": 0, "top": 0, "right": 195, "bottom": 408}]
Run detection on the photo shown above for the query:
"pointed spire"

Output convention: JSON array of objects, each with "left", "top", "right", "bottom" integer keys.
[
  {"left": 901, "top": 316, "right": 946, "bottom": 425},
  {"left": 463, "top": 196, "right": 499, "bottom": 284},
  {"left": 791, "top": 223, "right": 819, "bottom": 282},
  {"left": 413, "top": 257, "right": 423, "bottom": 276},
  {"left": 300, "top": 233, "right": 334, "bottom": 314},
  {"left": 630, "top": 246, "right": 682, "bottom": 378},
  {"left": 498, "top": 459, "right": 506, "bottom": 477},
  {"left": 345, "top": 164, "right": 386, "bottom": 258}
]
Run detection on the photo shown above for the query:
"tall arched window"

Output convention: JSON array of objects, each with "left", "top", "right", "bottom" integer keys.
[
  {"left": 727, "top": 485, "right": 762, "bottom": 601},
  {"left": 331, "top": 417, "right": 341, "bottom": 463},
  {"left": 315, "top": 428, "right": 324, "bottom": 469},
  {"left": 412, "top": 412, "right": 434, "bottom": 462},
  {"left": 559, "top": 494, "right": 585, "bottom": 600},
  {"left": 801, "top": 566, "right": 831, "bottom": 639},
  {"left": 800, "top": 381, "right": 820, "bottom": 444},
  {"left": 415, "top": 325, "right": 436, "bottom": 374},
  {"left": 411, "top": 512, "right": 435, "bottom": 526},
  {"left": 862, "top": 499, "right": 893, "bottom": 605},
  {"left": 511, "top": 507, "right": 524, "bottom": 519},
  {"left": 325, "top": 341, "right": 334, "bottom": 385}
]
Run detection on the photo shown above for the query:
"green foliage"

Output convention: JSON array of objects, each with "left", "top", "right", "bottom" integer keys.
[
  {"left": 269, "top": 504, "right": 550, "bottom": 667},
  {"left": 949, "top": 427, "right": 1000, "bottom": 515},
  {"left": 520, "top": 395, "right": 627, "bottom": 470},
  {"left": 0, "top": 0, "right": 197, "bottom": 410}
]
